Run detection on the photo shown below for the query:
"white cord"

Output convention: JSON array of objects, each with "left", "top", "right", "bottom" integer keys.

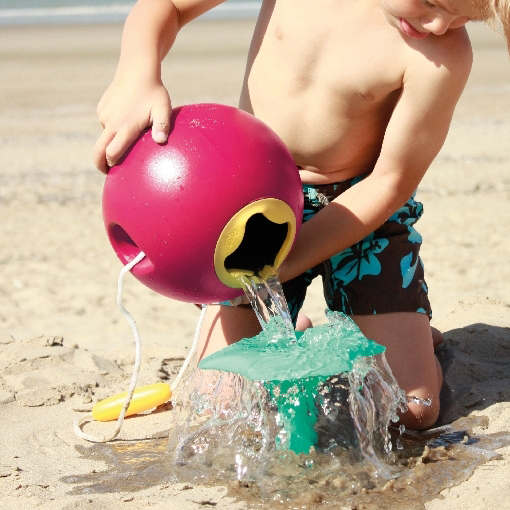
[
  {"left": 171, "top": 304, "right": 206, "bottom": 393},
  {"left": 74, "top": 251, "right": 146, "bottom": 442},
  {"left": 74, "top": 252, "right": 208, "bottom": 443}
]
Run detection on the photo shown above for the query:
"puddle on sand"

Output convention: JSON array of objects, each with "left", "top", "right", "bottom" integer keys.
[{"left": 65, "top": 414, "right": 510, "bottom": 509}]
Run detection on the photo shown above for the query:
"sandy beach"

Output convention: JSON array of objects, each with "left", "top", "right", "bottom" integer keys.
[{"left": 0, "top": 18, "right": 509, "bottom": 509}]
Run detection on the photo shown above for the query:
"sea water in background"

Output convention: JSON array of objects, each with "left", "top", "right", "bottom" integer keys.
[{"left": 0, "top": 0, "right": 261, "bottom": 25}]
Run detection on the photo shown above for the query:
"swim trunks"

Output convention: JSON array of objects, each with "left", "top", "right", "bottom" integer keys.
[
  {"left": 220, "top": 174, "right": 432, "bottom": 323},
  {"left": 282, "top": 175, "right": 432, "bottom": 323}
]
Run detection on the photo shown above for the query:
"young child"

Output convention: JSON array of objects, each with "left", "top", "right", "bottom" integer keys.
[{"left": 93, "top": 0, "right": 508, "bottom": 430}]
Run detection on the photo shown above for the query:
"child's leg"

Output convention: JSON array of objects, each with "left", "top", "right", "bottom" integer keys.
[
  {"left": 197, "top": 304, "right": 262, "bottom": 361},
  {"left": 351, "top": 312, "right": 442, "bottom": 430},
  {"left": 295, "top": 313, "right": 313, "bottom": 331},
  {"left": 431, "top": 326, "right": 444, "bottom": 349}
]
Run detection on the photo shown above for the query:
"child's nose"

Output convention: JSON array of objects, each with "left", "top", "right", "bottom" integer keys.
[{"left": 421, "top": 12, "right": 456, "bottom": 35}]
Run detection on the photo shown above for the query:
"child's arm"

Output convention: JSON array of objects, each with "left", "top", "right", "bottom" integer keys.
[
  {"left": 279, "top": 31, "right": 473, "bottom": 282},
  {"left": 93, "top": 0, "right": 225, "bottom": 173}
]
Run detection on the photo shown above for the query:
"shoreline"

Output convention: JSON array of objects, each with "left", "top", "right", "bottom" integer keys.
[{"left": 0, "top": 1, "right": 261, "bottom": 26}]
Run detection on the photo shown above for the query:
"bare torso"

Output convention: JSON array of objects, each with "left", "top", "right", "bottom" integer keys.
[{"left": 239, "top": 0, "right": 450, "bottom": 183}]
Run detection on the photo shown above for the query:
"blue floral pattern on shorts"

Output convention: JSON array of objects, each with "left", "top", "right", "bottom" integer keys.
[{"left": 282, "top": 178, "right": 432, "bottom": 323}]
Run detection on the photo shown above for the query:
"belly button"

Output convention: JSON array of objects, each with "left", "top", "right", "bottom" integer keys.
[{"left": 275, "top": 26, "right": 283, "bottom": 40}]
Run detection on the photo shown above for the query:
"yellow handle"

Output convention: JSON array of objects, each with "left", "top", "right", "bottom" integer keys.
[{"left": 92, "top": 383, "right": 172, "bottom": 422}]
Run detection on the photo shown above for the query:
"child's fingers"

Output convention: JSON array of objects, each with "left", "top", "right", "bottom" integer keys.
[
  {"left": 152, "top": 121, "right": 170, "bottom": 144},
  {"left": 151, "top": 105, "right": 172, "bottom": 144},
  {"left": 93, "top": 129, "right": 115, "bottom": 174},
  {"left": 94, "top": 90, "right": 171, "bottom": 172},
  {"left": 93, "top": 125, "right": 144, "bottom": 173},
  {"left": 104, "top": 126, "right": 143, "bottom": 169}
]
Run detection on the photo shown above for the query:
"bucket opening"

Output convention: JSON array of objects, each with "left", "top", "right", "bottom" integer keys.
[
  {"left": 108, "top": 223, "right": 152, "bottom": 273},
  {"left": 224, "top": 213, "right": 289, "bottom": 276}
]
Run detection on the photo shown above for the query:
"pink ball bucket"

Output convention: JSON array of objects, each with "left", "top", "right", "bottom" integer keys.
[{"left": 102, "top": 103, "right": 303, "bottom": 303}]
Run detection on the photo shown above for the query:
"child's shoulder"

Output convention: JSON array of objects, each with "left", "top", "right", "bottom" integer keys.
[
  {"left": 402, "top": 26, "right": 473, "bottom": 90},
  {"left": 407, "top": 26, "right": 473, "bottom": 74}
]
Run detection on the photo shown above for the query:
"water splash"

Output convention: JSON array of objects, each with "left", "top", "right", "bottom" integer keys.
[
  {"left": 167, "top": 314, "right": 406, "bottom": 487},
  {"left": 236, "top": 272, "right": 295, "bottom": 338},
  {"left": 166, "top": 272, "right": 407, "bottom": 493}
]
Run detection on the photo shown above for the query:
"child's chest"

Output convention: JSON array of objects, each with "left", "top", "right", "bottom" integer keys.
[{"left": 251, "top": 0, "right": 409, "bottom": 109}]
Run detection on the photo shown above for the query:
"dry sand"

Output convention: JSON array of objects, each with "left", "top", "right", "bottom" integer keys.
[{"left": 0, "top": 19, "right": 509, "bottom": 510}]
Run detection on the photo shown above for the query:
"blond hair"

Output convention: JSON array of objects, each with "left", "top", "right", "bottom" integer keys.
[
  {"left": 494, "top": 0, "right": 510, "bottom": 50},
  {"left": 475, "top": 0, "right": 510, "bottom": 50}
]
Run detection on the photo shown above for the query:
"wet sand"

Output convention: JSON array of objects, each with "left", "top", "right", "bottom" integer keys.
[{"left": 0, "top": 20, "right": 509, "bottom": 509}]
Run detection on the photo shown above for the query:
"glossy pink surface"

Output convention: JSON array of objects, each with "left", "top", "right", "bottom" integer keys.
[{"left": 102, "top": 103, "right": 303, "bottom": 303}]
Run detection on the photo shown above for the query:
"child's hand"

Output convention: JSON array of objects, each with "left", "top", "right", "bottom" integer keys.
[{"left": 93, "top": 73, "right": 172, "bottom": 173}]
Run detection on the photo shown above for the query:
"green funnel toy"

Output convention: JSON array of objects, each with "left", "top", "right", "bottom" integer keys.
[{"left": 199, "top": 312, "right": 386, "bottom": 454}]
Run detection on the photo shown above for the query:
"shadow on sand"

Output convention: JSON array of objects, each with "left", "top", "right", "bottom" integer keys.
[{"left": 437, "top": 322, "right": 510, "bottom": 425}]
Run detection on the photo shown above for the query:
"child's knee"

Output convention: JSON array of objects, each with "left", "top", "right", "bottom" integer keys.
[
  {"left": 399, "top": 358, "right": 442, "bottom": 430},
  {"left": 400, "top": 398, "right": 440, "bottom": 430}
]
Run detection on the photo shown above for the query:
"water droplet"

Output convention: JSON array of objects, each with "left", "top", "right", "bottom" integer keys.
[{"left": 406, "top": 395, "right": 432, "bottom": 407}]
